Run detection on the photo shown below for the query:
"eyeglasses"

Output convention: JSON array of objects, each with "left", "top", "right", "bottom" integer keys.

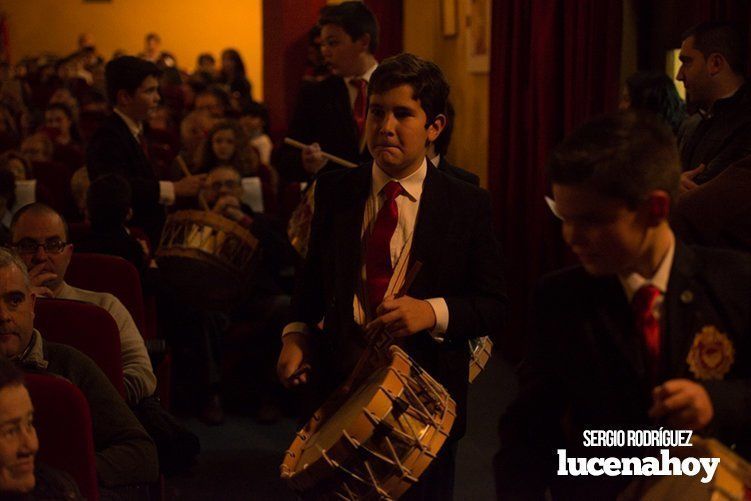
[
  {"left": 209, "top": 180, "right": 240, "bottom": 191},
  {"left": 12, "top": 239, "right": 69, "bottom": 255}
]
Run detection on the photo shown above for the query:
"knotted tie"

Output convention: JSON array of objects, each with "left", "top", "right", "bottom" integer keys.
[
  {"left": 350, "top": 78, "right": 368, "bottom": 138},
  {"left": 632, "top": 284, "right": 662, "bottom": 380},
  {"left": 365, "top": 181, "right": 403, "bottom": 316}
]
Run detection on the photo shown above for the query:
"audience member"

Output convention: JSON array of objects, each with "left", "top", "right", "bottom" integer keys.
[
  {"left": 44, "top": 102, "right": 84, "bottom": 172},
  {"left": 77, "top": 174, "right": 148, "bottom": 272},
  {"left": 0, "top": 248, "right": 158, "bottom": 491},
  {"left": 0, "top": 357, "right": 83, "bottom": 499},
  {"left": 495, "top": 111, "right": 751, "bottom": 499},
  {"left": 168, "top": 110, "right": 216, "bottom": 178},
  {"left": 193, "top": 87, "right": 229, "bottom": 119},
  {"left": 238, "top": 101, "right": 273, "bottom": 166},
  {"left": 138, "top": 33, "right": 176, "bottom": 70},
  {"left": 10, "top": 203, "right": 156, "bottom": 405},
  {"left": 677, "top": 21, "right": 751, "bottom": 191},
  {"left": 219, "top": 49, "right": 252, "bottom": 103},
  {"left": 620, "top": 70, "right": 686, "bottom": 134},
  {"left": 69, "top": 167, "right": 89, "bottom": 222},
  {"left": 192, "top": 53, "right": 217, "bottom": 87},
  {"left": 20, "top": 134, "right": 52, "bottom": 164},
  {"left": 277, "top": 1, "right": 379, "bottom": 182},
  {"left": 0, "top": 168, "right": 14, "bottom": 245},
  {"left": 0, "top": 151, "right": 29, "bottom": 181},
  {"left": 196, "top": 121, "right": 259, "bottom": 177}
]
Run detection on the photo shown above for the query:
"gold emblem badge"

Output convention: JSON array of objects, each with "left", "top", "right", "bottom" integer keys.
[{"left": 686, "top": 326, "right": 735, "bottom": 380}]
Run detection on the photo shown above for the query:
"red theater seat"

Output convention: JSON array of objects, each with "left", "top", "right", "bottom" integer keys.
[
  {"left": 25, "top": 372, "right": 99, "bottom": 501},
  {"left": 35, "top": 298, "right": 125, "bottom": 397}
]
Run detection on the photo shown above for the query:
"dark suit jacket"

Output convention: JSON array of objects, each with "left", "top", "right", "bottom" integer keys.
[
  {"left": 434, "top": 156, "right": 480, "bottom": 186},
  {"left": 278, "top": 76, "right": 371, "bottom": 183},
  {"left": 673, "top": 156, "right": 751, "bottom": 254},
  {"left": 86, "top": 113, "right": 164, "bottom": 242},
  {"left": 495, "top": 243, "right": 751, "bottom": 499},
  {"left": 679, "top": 83, "right": 751, "bottom": 184},
  {"left": 293, "top": 163, "right": 507, "bottom": 439}
]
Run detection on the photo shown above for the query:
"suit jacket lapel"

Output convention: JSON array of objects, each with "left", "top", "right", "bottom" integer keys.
[
  {"left": 334, "top": 165, "right": 371, "bottom": 305},
  {"left": 409, "top": 164, "right": 449, "bottom": 296},
  {"left": 332, "top": 78, "right": 359, "bottom": 149}
]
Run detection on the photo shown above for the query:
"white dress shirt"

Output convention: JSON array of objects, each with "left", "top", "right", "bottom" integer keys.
[
  {"left": 113, "top": 108, "right": 175, "bottom": 205},
  {"left": 283, "top": 159, "right": 449, "bottom": 340},
  {"left": 618, "top": 233, "right": 676, "bottom": 319}
]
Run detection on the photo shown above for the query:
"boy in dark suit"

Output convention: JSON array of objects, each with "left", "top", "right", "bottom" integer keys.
[
  {"left": 277, "top": 53, "right": 507, "bottom": 499},
  {"left": 277, "top": 1, "right": 379, "bottom": 182},
  {"left": 86, "top": 56, "right": 204, "bottom": 243},
  {"left": 495, "top": 111, "right": 751, "bottom": 500}
]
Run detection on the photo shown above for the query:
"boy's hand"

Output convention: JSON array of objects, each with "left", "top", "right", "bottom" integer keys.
[
  {"left": 648, "top": 379, "right": 714, "bottom": 430},
  {"left": 277, "top": 332, "right": 312, "bottom": 388},
  {"left": 302, "top": 142, "right": 328, "bottom": 175},
  {"left": 365, "top": 296, "right": 436, "bottom": 338},
  {"left": 680, "top": 164, "right": 705, "bottom": 194}
]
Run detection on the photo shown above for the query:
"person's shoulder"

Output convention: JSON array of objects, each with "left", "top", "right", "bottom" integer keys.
[
  {"left": 538, "top": 265, "right": 592, "bottom": 293},
  {"left": 63, "top": 284, "right": 121, "bottom": 312},
  {"left": 437, "top": 158, "right": 481, "bottom": 186},
  {"left": 687, "top": 244, "right": 751, "bottom": 280}
]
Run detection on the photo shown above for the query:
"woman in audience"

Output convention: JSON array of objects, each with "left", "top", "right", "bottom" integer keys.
[
  {"left": 0, "top": 357, "right": 82, "bottom": 499},
  {"left": 0, "top": 151, "right": 30, "bottom": 181},
  {"left": 239, "top": 101, "right": 273, "bottom": 166},
  {"left": 219, "top": 49, "right": 252, "bottom": 102},
  {"left": 44, "top": 103, "right": 84, "bottom": 172},
  {"left": 196, "top": 121, "right": 259, "bottom": 177},
  {"left": 619, "top": 70, "right": 686, "bottom": 134},
  {"left": 20, "top": 134, "right": 53, "bottom": 164}
]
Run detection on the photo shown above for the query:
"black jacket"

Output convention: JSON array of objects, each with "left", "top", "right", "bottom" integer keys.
[
  {"left": 495, "top": 243, "right": 751, "bottom": 499},
  {"left": 293, "top": 163, "right": 507, "bottom": 439},
  {"left": 86, "top": 114, "right": 164, "bottom": 243}
]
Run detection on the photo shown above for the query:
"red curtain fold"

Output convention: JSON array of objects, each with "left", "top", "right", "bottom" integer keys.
[
  {"left": 364, "top": 0, "right": 404, "bottom": 60},
  {"left": 488, "top": 0, "right": 622, "bottom": 356}
]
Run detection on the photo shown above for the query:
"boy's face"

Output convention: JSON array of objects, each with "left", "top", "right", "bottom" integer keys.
[
  {"left": 120, "top": 75, "right": 160, "bottom": 122},
  {"left": 320, "top": 24, "right": 368, "bottom": 77},
  {"left": 366, "top": 84, "right": 443, "bottom": 178},
  {"left": 553, "top": 183, "right": 651, "bottom": 276}
]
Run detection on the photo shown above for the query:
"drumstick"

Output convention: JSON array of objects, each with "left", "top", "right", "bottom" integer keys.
[
  {"left": 284, "top": 137, "right": 358, "bottom": 169},
  {"left": 175, "top": 155, "right": 210, "bottom": 211},
  {"left": 341, "top": 261, "right": 424, "bottom": 394}
]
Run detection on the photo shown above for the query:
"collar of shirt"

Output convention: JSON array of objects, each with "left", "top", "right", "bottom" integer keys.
[
  {"left": 371, "top": 158, "right": 427, "bottom": 203},
  {"left": 429, "top": 153, "right": 441, "bottom": 167},
  {"left": 18, "top": 329, "right": 48, "bottom": 370},
  {"left": 344, "top": 62, "right": 378, "bottom": 87},
  {"left": 618, "top": 233, "right": 676, "bottom": 303},
  {"left": 114, "top": 107, "right": 144, "bottom": 140}
]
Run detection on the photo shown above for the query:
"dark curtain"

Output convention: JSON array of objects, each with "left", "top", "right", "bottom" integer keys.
[
  {"left": 364, "top": 0, "right": 404, "bottom": 59},
  {"left": 488, "top": 0, "right": 622, "bottom": 357}
]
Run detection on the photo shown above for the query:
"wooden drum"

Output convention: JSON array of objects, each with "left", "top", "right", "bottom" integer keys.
[
  {"left": 156, "top": 210, "right": 259, "bottom": 311},
  {"left": 280, "top": 345, "right": 456, "bottom": 500}
]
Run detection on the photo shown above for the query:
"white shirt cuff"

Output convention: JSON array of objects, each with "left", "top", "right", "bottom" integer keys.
[
  {"left": 159, "top": 181, "right": 175, "bottom": 205},
  {"left": 282, "top": 322, "right": 310, "bottom": 340},
  {"left": 425, "top": 297, "right": 449, "bottom": 342}
]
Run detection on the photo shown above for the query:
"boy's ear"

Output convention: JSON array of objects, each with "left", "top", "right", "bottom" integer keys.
[
  {"left": 356, "top": 33, "right": 371, "bottom": 53},
  {"left": 645, "top": 190, "right": 670, "bottom": 225},
  {"left": 707, "top": 52, "right": 725, "bottom": 76},
  {"left": 116, "top": 88, "right": 132, "bottom": 107},
  {"left": 427, "top": 113, "right": 447, "bottom": 143}
]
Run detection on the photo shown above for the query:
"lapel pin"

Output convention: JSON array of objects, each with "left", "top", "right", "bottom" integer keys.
[{"left": 680, "top": 290, "right": 694, "bottom": 304}]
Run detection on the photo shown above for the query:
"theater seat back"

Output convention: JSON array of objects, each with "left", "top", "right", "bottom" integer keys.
[
  {"left": 25, "top": 372, "right": 99, "bottom": 501},
  {"left": 35, "top": 298, "right": 125, "bottom": 397}
]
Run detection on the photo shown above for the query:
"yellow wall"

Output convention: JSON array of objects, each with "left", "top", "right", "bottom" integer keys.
[
  {"left": 1, "top": 0, "right": 264, "bottom": 99},
  {"left": 403, "top": 0, "right": 489, "bottom": 187}
]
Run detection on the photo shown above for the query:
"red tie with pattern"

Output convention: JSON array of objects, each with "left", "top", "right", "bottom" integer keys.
[
  {"left": 632, "top": 284, "right": 662, "bottom": 381},
  {"left": 365, "top": 181, "right": 403, "bottom": 316},
  {"left": 350, "top": 78, "right": 368, "bottom": 138}
]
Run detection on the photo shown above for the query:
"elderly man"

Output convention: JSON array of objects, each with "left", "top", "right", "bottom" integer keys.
[
  {"left": 0, "top": 248, "right": 158, "bottom": 490},
  {"left": 9, "top": 203, "right": 156, "bottom": 406}
]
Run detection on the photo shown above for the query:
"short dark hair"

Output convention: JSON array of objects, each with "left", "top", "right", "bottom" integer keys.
[
  {"left": 369, "top": 53, "right": 449, "bottom": 126},
  {"left": 682, "top": 21, "right": 746, "bottom": 76},
  {"left": 10, "top": 203, "right": 69, "bottom": 242},
  {"left": 86, "top": 174, "right": 132, "bottom": 231},
  {"left": 625, "top": 71, "right": 686, "bottom": 134},
  {"left": 547, "top": 111, "right": 680, "bottom": 209},
  {"left": 105, "top": 56, "right": 160, "bottom": 104},
  {"left": 319, "top": 1, "right": 379, "bottom": 53},
  {"left": 198, "top": 53, "right": 215, "bottom": 65},
  {"left": 0, "top": 357, "right": 24, "bottom": 390}
]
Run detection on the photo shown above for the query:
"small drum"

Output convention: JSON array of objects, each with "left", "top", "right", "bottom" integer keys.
[
  {"left": 619, "top": 437, "right": 751, "bottom": 500},
  {"left": 468, "top": 336, "right": 494, "bottom": 383},
  {"left": 281, "top": 345, "right": 456, "bottom": 500},
  {"left": 157, "top": 210, "right": 259, "bottom": 311}
]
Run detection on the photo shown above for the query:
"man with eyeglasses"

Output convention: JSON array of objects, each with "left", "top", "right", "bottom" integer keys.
[{"left": 8, "top": 203, "right": 156, "bottom": 407}]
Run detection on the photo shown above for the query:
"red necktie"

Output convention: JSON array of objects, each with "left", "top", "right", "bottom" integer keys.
[
  {"left": 632, "top": 284, "right": 662, "bottom": 380},
  {"left": 365, "top": 181, "right": 403, "bottom": 316},
  {"left": 350, "top": 78, "right": 367, "bottom": 138}
]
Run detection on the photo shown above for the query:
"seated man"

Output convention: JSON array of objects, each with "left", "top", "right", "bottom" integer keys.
[
  {"left": 495, "top": 111, "right": 751, "bottom": 499},
  {"left": 0, "top": 357, "right": 82, "bottom": 499},
  {"left": 0, "top": 248, "right": 158, "bottom": 490},
  {"left": 9, "top": 203, "right": 156, "bottom": 406}
]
